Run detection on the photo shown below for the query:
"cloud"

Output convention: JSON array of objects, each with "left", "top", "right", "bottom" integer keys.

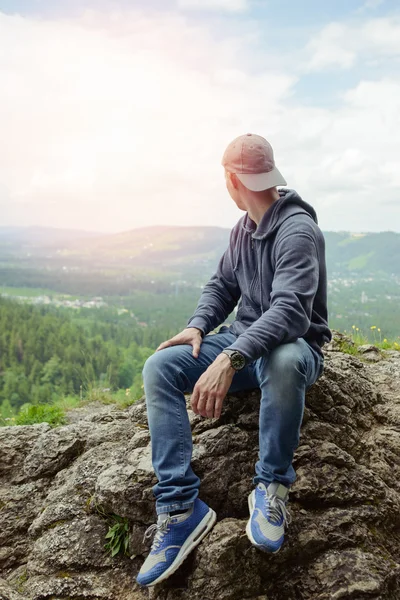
[
  {"left": 306, "top": 16, "right": 400, "bottom": 71},
  {"left": 0, "top": 9, "right": 399, "bottom": 234},
  {"left": 0, "top": 10, "right": 293, "bottom": 232},
  {"left": 277, "top": 73, "right": 400, "bottom": 228},
  {"left": 362, "top": 0, "right": 385, "bottom": 10},
  {"left": 177, "top": 0, "right": 249, "bottom": 12}
]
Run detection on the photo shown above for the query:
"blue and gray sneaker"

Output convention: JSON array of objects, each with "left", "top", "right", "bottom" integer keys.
[
  {"left": 246, "top": 482, "right": 291, "bottom": 553},
  {"left": 136, "top": 498, "right": 216, "bottom": 587}
]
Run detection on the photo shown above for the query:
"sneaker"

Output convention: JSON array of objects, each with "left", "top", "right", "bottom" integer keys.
[
  {"left": 136, "top": 498, "right": 217, "bottom": 587},
  {"left": 246, "top": 482, "right": 291, "bottom": 553}
]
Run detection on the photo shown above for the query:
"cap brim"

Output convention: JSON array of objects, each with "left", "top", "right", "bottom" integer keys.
[{"left": 236, "top": 166, "right": 287, "bottom": 192}]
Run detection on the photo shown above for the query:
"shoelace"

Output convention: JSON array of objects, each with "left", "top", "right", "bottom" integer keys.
[
  {"left": 142, "top": 516, "right": 172, "bottom": 550},
  {"left": 265, "top": 493, "right": 292, "bottom": 528}
]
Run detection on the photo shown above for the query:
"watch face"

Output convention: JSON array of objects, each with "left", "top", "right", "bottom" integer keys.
[{"left": 231, "top": 351, "right": 246, "bottom": 370}]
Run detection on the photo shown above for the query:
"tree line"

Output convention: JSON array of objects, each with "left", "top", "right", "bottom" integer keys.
[{"left": 0, "top": 298, "right": 178, "bottom": 418}]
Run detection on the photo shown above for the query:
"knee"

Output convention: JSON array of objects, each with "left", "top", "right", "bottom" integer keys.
[
  {"left": 264, "top": 343, "right": 306, "bottom": 381},
  {"left": 142, "top": 350, "right": 168, "bottom": 385},
  {"left": 142, "top": 346, "right": 187, "bottom": 390}
]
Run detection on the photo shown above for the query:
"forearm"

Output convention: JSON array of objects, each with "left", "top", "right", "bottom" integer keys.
[
  {"left": 186, "top": 273, "right": 239, "bottom": 336},
  {"left": 224, "top": 292, "right": 313, "bottom": 363}
]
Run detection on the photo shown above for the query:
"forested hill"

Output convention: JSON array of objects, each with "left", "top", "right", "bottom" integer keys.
[
  {"left": 323, "top": 231, "right": 400, "bottom": 277},
  {"left": 0, "top": 297, "right": 163, "bottom": 414},
  {"left": 0, "top": 226, "right": 399, "bottom": 278}
]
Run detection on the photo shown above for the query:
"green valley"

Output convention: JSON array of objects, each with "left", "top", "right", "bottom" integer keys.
[{"left": 0, "top": 225, "right": 399, "bottom": 427}]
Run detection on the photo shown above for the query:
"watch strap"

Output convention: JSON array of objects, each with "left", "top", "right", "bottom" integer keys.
[{"left": 221, "top": 349, "right": 246, "bottom": 370}]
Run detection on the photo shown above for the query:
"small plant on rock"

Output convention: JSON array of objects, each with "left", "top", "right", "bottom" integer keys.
[
  {"left": 85, "top": 495, "right": 131, "bottom": 558},
  {"left": 104, "top": 514, "right": 130, "bottom": 557}
]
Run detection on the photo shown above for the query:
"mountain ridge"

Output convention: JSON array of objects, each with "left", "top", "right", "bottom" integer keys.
[{"left": 0, "top": 226, "right": 399, "bottom": 277}]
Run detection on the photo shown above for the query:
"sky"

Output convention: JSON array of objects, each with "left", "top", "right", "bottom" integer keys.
[{"left": 0, "top": 0, "right": 399, "bottom": 233}]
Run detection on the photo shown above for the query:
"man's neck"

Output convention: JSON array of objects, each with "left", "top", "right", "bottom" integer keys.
[{"left": 247, "top": 188, "right": 280, "bottom": 225}]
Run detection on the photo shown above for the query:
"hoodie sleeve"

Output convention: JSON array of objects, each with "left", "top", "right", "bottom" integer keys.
[
  {"left": 223, "top": 229, "right": 319, "bottom": 363},
  {"left": 185, "top": 228, "right": 241, "bottom": 337}
]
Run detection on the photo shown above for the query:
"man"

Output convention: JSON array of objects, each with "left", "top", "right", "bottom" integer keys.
[{"left": 136, "top": 133, "right": 331, "bottom": 587}]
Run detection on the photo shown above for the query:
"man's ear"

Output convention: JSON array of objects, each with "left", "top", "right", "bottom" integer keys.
[{"left": 227, "top": 171, "right": 240, "bottom": 189}]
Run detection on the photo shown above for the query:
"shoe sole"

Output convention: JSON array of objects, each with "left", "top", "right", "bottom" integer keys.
[
  {"left": 146, "top": 507, "right": 217, "bottom": 586},
  {"left": 245, "top": 491, "right": 281, "bottom": 554}
]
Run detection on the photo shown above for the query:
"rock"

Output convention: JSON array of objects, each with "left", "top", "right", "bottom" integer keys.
[
  {"left": 0, "top": 480, "right": 49, "bottom": 571},
  {"left": 0, "top": 336, "right": 400, "bottom": 599},
  {"left": 23, "top": 423, "right": 89, "bottom": 480},
  {"left": 323, "top": 330, "right": 355, "bottom": 353},
  {"left": 0, "top": 577, "right": 26, "bottom": 600},
  {"left": 357, "top": 344, "right": 383, "bottom": 362},
  {"left": 0, "top": 423, "right": 51, "bottom": 484}
]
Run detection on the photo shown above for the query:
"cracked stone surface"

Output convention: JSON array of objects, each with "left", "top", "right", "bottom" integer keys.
[{"left": 0, "top": 336, "right": 399, "bottom": 600}]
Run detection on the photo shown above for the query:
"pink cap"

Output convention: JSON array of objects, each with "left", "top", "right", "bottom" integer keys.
[{"left": 222, "top": 133, "right": 287, "bottom": 191}]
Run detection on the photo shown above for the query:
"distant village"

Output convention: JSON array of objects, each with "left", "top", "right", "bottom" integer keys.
[
  {"left": 0, "top": 293, "right": 108, "bottom": 309},
  {"left": 0, "top": 293, "right": 149, "bottom": 327}
]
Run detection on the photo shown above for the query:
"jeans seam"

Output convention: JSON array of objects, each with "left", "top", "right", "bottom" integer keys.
[{"left": 173, "top": 369, "right": 186, "bottom": 481}]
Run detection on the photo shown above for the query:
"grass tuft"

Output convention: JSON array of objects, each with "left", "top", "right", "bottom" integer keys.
[
  {"left": 339, "top": 325, "right": 400, "bottom": 355},
  {"left": 14, "top": 404, "right": 66, "bottom": 427}
]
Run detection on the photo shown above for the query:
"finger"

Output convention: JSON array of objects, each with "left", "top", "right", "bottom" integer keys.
[
  {"left": 214, "top": 393, "right": 225, "bottom": 419},
  {"left": 156, "top": 340, "right": 171, "bottom": 352},
  {"left": 192, "top": 340, "right": 201, "bottom": 358},
  {"left": 197, "top": 391, "right": 208, "bottom": 417},
  {"left": 205, "top": 395, "right": 216, "bottom": 419}
]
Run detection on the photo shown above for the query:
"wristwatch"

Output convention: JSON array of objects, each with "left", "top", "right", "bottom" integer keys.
[{"left": 221, "top": 349, "right": 246, "bottom": 371}]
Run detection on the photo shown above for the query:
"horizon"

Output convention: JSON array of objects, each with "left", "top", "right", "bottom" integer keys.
[
  {"left": 1, "top": 223, "right": 400, "bottom": 237},
  {"left": 1, "top": 0, "right": 399, "bottom": 233}
]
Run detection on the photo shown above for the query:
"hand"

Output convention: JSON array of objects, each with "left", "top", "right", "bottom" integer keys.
[
  {"left": 156, "top": 327, "right": 204, "bottom": 358},
  {"left": 191, "top": 353, "right": 236, "bottom": 419}
]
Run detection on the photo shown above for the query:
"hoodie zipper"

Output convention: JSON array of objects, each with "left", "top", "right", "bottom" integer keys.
[{"left": 249, "top": 236, "right": 260, "bottom": 303}]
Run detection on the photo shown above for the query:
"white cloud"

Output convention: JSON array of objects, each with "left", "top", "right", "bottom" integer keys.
[
  {"left": 306, "top": 17, "right": 400, "bottom": 71},
  {"left": 276, "top": 74, "right": 400, "bottom": 230},
  {"left": 0, "top": 9, "right": 399, "bottom": 233},
  {"left": 362, "top": 0, "right": 385, "bottom": 10},
  {"left": 306, "top": 23, "right": 356, "bottom": 70},
  {"left": 177, "top": 0, "right": 249, "bottom": 12}
]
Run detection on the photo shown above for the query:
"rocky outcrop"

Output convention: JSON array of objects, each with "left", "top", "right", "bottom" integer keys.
[{"left": 1, "top": 336, "right": 400, "bottom": 600}]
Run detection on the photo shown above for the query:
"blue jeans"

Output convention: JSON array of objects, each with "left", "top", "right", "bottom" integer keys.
[{"left": 142, "top": 326, "right": 324, "bottom": 514}]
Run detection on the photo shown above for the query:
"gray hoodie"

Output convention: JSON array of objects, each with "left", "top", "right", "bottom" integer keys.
[{"left": 186, "top": 188, "right": 332, "bottom": 364}]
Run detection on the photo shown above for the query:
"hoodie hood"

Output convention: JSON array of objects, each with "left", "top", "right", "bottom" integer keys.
[{"left": 241, "top": 188, "right": 318, "bottom": 241}]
